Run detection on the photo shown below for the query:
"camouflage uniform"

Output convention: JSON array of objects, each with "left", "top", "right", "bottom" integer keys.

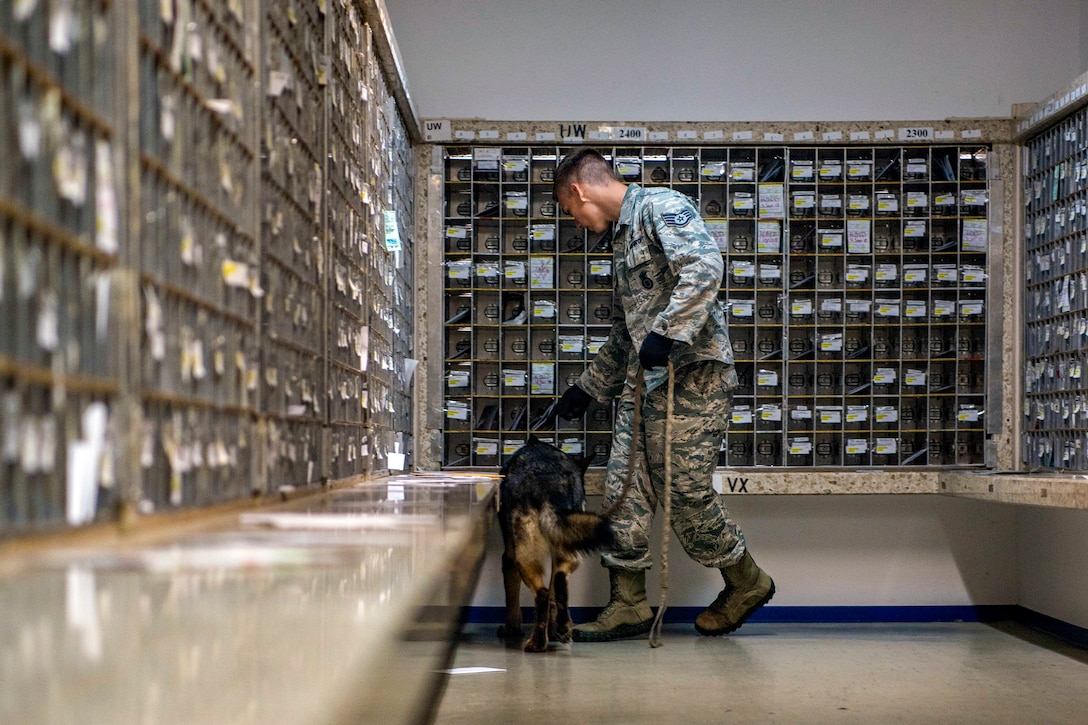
[{"left": 577, "top": 184, "right": 746, "bottom": 570}]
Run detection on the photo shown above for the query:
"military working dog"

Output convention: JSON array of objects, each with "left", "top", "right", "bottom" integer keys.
[{"left": 498, "top": 436, "right": 614, "bottom": 652}]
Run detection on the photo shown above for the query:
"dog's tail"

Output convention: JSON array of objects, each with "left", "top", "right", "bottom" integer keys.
[{"left": 540, "top": 509, "right": 615, "bottom": 554}]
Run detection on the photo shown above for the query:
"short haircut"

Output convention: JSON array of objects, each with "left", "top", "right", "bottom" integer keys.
[{"left": 552, "top": 148, "right": 616, "bottom": 201}]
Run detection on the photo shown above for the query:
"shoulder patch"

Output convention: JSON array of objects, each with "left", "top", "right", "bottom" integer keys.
[{"left": 661, "top": 209, "right": 694, "bottom": 228}]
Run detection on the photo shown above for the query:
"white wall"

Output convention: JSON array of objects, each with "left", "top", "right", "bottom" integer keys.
[
  {"left": 386, "top": 0, "right": 1085, "bottom": 122},
  {"left": 1018, "top": 507, "right": 1088, "bottom": 630},
  {"left": 1083, "top": 0, "right": 1088, "bottom": 72},
  {"left": 474, "top": 495, "right": 1019, "bottom": 612}
]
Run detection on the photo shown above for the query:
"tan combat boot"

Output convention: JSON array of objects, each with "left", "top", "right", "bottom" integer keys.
[
  {"left": 694, "top": 550, "right": 775, "bottom": 636},
  {"left": 572, "top": 568, "right": 654, "bottom": 642}
]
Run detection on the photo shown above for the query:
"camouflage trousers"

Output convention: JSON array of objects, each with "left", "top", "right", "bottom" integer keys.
[{"left": 600, "top": 360, "right": 746, "bottom": 571}]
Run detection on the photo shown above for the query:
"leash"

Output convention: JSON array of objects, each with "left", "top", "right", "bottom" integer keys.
[
  {"left": 595, "top": 361, "right": 674, "bottom": 647},
  {"left": 648, "top": 360, "right": 674, "bottom": 648},
  {"left": 577, "top": 360, "right": 674, "bottom": 647},
  {"left": 529, "top": 399, "right": 559, "bottom": 432}
]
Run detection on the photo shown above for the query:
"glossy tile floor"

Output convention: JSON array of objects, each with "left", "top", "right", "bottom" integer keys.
[{"left": 434, "top": 621, "right": 1088, "bottom": 724}]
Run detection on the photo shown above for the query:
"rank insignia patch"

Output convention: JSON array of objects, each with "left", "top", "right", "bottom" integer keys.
[{"left": 662, "top": 209, "right": 694, "bottom": 227}]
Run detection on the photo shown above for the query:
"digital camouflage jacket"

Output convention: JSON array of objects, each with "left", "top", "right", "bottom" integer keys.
[{"left": 578, "top": 184, "right": 738, "bottom": 400}]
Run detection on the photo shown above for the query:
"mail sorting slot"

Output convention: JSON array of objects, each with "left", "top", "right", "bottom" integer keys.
[
  {"left": 755, "top": 434, "right": 781, "bottom": 466},
  {"left": 140, "top": 402, "right": 255, "bottom": 508},
  {"left": 443, "top": 431, "right": 474, "bottom": 465}
]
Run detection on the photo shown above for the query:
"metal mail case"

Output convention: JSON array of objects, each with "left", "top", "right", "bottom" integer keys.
[
  {"left": 1, "top": 1, "right": 123, "bottom": 531},
  {"left": 136, "top": 0, "right": 262, "bottom": 511},
  {"left": 1, "top": 1, "right": 418, "bottom": 535},
  {"left": 1022, "top": 104, "right": 1088, "bottom": 470},
  {"left": 441, "top": 143, "right": 991, "bottom": 470}
]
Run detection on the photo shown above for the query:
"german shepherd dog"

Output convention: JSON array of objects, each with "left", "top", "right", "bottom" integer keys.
[{"left": 497, "top": 436, "right": 614, "bottom": 652}]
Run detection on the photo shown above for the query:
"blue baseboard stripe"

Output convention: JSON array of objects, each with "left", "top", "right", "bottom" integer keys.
[
  {"left": 466, "top": 605, "right": 1088, "bottom": 650},
  {"left": 465, "top": 604, "right": 1019, "bottom": 626},
  {"left": 1016, "top": 607, "right": 1088, "bottom": 649}
]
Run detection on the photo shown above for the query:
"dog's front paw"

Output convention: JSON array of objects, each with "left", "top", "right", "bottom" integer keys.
[
  {"left": 548, "top": 620, "right": 572, "bottom": 644},
  {"left": 523, "top": 634, "right": 547, "bottom": 653}
]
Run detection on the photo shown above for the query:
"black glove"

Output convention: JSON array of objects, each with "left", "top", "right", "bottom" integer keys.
[
  {"left": 638, "top": 331, "right": 674, "bottom": 370},
  {"left": 556, "top": 385, "right": 593, "bottom": 420}
]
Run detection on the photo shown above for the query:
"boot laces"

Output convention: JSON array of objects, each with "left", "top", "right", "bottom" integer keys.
[
  {"left": 598, "top": 600, "right": 624, "bottom": 618},
  {"left": 708, "top": 581, "right": 736, "bottom": 611}
]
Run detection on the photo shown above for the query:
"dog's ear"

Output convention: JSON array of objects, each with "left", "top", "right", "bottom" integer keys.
[
  {"left": 527, "top": 433, "right": 540, "bottom": 446},
  {"left": 574, "top": 453, "right": 593, "bottom": 473}
]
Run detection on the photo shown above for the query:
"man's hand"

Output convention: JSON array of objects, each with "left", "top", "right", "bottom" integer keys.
[
  {"left": 556, "top": 385, "right": 593, "bottom": 420},
  {"left": 638, "top": 331, "right": 674, "bottom": 370}
]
